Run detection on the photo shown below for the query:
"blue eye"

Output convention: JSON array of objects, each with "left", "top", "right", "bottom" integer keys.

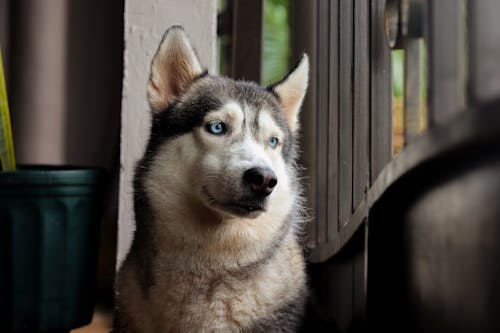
[
  {"left": 268, "top": 137, "right": 279, "bottom": 148},
  {"left": 206, "top": 121, "right": 227, "bottom": 135}
]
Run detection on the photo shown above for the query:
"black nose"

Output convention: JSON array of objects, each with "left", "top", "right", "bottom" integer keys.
[{"left": 243, "top": 167, "right": 278, "bottom": 196}]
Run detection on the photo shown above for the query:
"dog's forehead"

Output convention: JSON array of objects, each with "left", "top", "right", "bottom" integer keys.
[
  {"left": 188, "top": 77, "right": 272, "bottom": 106},
  {"left": 188, "top": 76, "right": 287, "bottom": 127}
]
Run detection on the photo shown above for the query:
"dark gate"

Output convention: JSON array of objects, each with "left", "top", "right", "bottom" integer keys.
[{"left": 219, "top": 0, "right": 500, "bottom": 331}]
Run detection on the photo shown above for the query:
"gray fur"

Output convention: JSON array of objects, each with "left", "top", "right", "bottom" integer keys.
[{"left": 114, "top": 26, "right": 309, "bottom": 333}]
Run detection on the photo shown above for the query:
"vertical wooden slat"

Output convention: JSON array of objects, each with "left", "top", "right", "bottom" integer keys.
[
  {"left": 291, "top": 0, "right": 318, "bottom": 248},
  {"left": 327, "top": 0, "right": 339, "bottom": 242},
  {"left": 427, "top": 0, "right": 466, "bottom": 126},
  {"left": 353, "top": 0, "right": 370, "bottom": 209},
  {"left": 468, "top": 0, "right": 500, "bottom": 104},
  {"left": 338, "top": 0, "right": 353, "bottom": 227},
  {"left": 370, "top": 0, "right": 392, "bottom": 183},
  {"left": 231, "top": 0, "right": 263, "bottom": 82},
  {"left": 316, "top": 0, "right": 330, "bottom": 245}
]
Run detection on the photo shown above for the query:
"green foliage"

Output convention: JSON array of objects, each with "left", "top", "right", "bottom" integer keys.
[
  {"left": 263, "top": 0, "right": 290, "bottom": 85},
  {"left": 391, "top": 46, "right": 427, "bottom": 99},
  {"left": 392, "top": 50, "right": 404, "bottom": 97}
]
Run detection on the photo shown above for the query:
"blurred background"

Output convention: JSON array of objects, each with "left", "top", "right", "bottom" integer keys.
[{"left": 0, "top": 0, "right": 123, "bottom": 331}]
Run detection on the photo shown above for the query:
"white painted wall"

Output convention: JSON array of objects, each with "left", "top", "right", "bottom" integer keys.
[{"left": 118, "top": 0, "right": 217, "bottom": 267}]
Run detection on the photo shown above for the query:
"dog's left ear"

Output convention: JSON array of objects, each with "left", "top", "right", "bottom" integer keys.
[
  {"left": 147, "top": 26, "right": 204, "bottom": 113},
  {"left": 269, "top": 54, "right": 309, "bottom": 133}
]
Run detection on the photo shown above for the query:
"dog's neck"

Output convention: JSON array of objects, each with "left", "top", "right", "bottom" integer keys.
[{"left": 136, "top": 189, "right": 294, "bottom": 272}]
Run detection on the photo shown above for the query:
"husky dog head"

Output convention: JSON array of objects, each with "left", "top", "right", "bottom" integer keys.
[{"left": 134, "top": 26, "right": 308, "bottom": 267}]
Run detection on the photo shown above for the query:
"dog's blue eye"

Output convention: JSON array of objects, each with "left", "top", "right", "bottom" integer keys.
[
  {"left": 206, "top": 121, "right": 226, "bottom": 135},
  {"left": 268, "top": 137, "right": 279, "bottom": 148}
]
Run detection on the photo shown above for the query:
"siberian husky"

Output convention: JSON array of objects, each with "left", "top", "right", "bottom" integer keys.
[{"left": 114, "top": 25, "right": 309, "bottom": 333}]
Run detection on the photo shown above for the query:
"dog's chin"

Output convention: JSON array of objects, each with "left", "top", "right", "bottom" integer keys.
[
  {"left": 220, "top": 202, "right": 266, "bottom": 218},
  {"left": 202, "top": 187, "right": 266, "bottom": 219}
]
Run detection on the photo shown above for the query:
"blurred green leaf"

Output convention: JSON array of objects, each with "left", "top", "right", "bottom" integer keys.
[
  {"left": 392, "top": 50, "right": 404, "bottom": 97},
  {"left": 263, "top": 0, "right": 290, "bottom": 85}
]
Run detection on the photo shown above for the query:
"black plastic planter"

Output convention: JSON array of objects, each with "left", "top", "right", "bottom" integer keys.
[{"left": 0, "top": 166, "right": 103, "bottom": 333}]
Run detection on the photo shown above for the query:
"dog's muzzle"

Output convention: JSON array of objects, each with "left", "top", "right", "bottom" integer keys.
[{"left": 202, "top": 167, "right": 277, "bottom": 218}]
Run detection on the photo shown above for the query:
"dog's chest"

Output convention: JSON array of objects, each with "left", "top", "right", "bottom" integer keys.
[
  {"left": 149, "top": 250, "right": 305, "bottom": 332},
  {"left": 153, "top": 275, "right": 256, "bottom": 332}
]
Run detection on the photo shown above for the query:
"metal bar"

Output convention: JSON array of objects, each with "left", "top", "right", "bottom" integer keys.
[
  {"left": 231, "top": 0, "right": 263, "bottom": 82},
  {"left": 291, "top": 0, "right": 318, "bottom": 249},
  {"left": 468, "top": 0, "right": 500, "bottom": 105},
  {"left": 370, "top": 0, "right": 393, "bottom": 183},
  {"left": 327, "top": 0, "right": 340, "bottom": 242},
  {"left": 217, "top": 0, "right": 234, "bottom": 77},
  {"left": 403, "top": 38, "right": 421, "bottom": 144},
  {"left": 353, "top": 0, "right": 370, "bottom": 210},
  {"left": 316, "top": 0, "right": 329, "bottom": 245},
  {"left": 339, "top": 0, "right": 353, "bottom": 227},
  {"left": 353, "top": 223, "right": 368, "bottom": 330},
  {"left": 426, "top": 0, "right": 465, "bottom": 126}
]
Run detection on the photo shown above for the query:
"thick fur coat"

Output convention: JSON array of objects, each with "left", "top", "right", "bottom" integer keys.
[{"left": 114, "top": 26, "right": 309, "bottom": 333}]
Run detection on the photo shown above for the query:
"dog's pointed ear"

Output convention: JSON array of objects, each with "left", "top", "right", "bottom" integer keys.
[
  {"left": 147, "top": 26, "right": 204, "bottom": 113},
  {"left": 269, "top": 54, "right": 309, "bottom": 133}
]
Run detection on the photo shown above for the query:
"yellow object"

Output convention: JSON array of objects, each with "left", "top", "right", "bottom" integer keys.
[{"left": 0, "top": 45, "right": 15, "bottom": 171}]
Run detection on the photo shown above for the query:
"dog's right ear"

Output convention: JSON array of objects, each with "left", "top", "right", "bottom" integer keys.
[
  {"left": 147, "top": 26, "right": 204, "bottom": 113},
  {"left": 268, "top": 54, "right": 309, "bottom": 133}
]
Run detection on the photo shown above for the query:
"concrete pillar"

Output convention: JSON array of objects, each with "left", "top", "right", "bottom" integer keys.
[{"left": 118, "top": 0, "right": 217, "bottom": 267}]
